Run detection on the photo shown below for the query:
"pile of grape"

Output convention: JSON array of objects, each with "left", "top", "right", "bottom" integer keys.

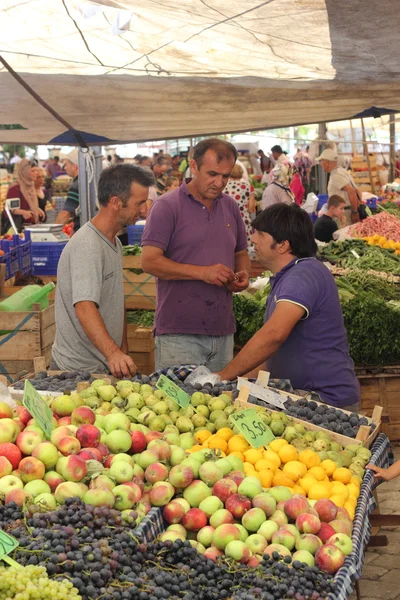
[
  {"left": 0, "top": 564, "right": 81, "bottom": 600},
  {"left": 12, "top": 371, "right": 92, "bottom": 392},
  {"left": 0, "top": 500, "right": 336, "bottom": 600}
]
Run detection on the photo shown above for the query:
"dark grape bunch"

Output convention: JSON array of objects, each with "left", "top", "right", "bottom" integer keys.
[
  {"left": 283, "top": 398, "right": 374, "bottom": 438},
  {"left": 0, "top": 500, "right": 336, "bottom": 600},
  {"left": 12, "top": 370, "right": 92, "bottom": 392},
  {"left": 131, "top": 374, "right": 241, "bottom": 399}
]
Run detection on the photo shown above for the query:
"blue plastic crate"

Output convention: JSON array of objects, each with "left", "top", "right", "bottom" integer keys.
[
  {"left": 0, "top": 236, "right": 20, "bottom": 279},
  {"left": 18, "top": 241, "right": 32, "bottom": 275},
  {"left": 317, "top": 194, "right": 329, "bottom": 212},
  {"left": 31, "top": 241, "right": 68, "bottom": 276},
  {"left": 127, "top": 222, "right": 145, "bottom": 246}
]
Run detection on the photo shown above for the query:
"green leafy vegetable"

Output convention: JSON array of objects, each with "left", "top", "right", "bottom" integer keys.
[{"left": 126, "top": 310, "right": 155, "bottom": 328}]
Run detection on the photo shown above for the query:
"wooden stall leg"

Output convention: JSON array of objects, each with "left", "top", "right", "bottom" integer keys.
[
  {"left": 0, "top": 264, "right": 6, "bottom": 299},
  {"left": 355, "top": 579, "right": 362, "bottom": 600},
  {"left": 371, "top": 489, "right": 381, "bottom": 537}
]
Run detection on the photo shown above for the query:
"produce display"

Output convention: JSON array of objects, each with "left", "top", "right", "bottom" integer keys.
[
  {"left": 127, "top": 310, "right": 155, "bottom": 328},
  {"left": 12, "top": 371, "right": 92, "bottom": 392},
  {"left": 347, "top": 212, "right": 400, "bottom": 243},
  {"left": 0, "top": 371, "right": 374, "bottom": 599}
]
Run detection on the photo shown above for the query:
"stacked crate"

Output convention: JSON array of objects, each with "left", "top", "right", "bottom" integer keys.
[{"left": 351, "top": 154, "right": 381, "bottom": 193}]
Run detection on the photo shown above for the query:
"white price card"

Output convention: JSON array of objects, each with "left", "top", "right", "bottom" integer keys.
[{"left": 237, "top": 378, "right": 288, "bottom": 410}]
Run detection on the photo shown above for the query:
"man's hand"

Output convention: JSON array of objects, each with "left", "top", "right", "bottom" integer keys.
[
  {"left": 107, "top": 349, "right": 137, "bottom": 379},
  {"left": 202, "top": 264, "right": 235, "bottom": 286},
  {"left": 226, "top": 270, "right": 249, "bottom": 292},
  {"left": 351, "top": 212, "right": 360, "bottom": 224}
]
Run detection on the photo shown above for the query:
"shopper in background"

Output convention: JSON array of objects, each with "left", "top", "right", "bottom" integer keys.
[
  {"left": 218, "top": 203, "right": 360, "bottom": 411},
  {"left": 142, "top": 138, "right": 250, "bottom": 371},
  {"left": 53, "top": 164, "right": 154, "bottom": 377},
  {"left": 317, "top": 149, "right": 360, "bottom": 225},
  {"left": 224, "top": 163, "right": 255, "bottom": 248},
  {"left": 139, "top": 156, "right": 152, "bottom": 168},
  {"left": 152, "top": 156, "right": 169, "bottom": 196},
  {"left": 165, "top": 177, "right": 180, "bottom": 192},
  {"left": 171, "top": 155, "right": 181, "bottom": 170},
  {"left": 271, "top": 144, "right": 290, "bottom": 165},
  {"left": 295, "top": 146, "right": 313, "bottom": 196},
  {"left": 4, "top": 159, "right": 45, "bottom": 231},
  {"left": 261, "top": 163, "right": 295, "bottom": 209},
  {"left": 314, "top": 195, "right": 346, "bottom": 242},
  {"left": 258, "top": 149, "right": 273, "bottom": 174},
  {"left": 56, "top": 149, "right": 80, "bottom": 232},
  {"left": 32, "top": 167, "right": 48, "bottom": 221},
  {"left": 46, "top": 156, "right": 63, "bottom": 179}
]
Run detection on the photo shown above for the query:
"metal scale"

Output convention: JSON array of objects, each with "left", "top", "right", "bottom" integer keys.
[{"left": 5, "top": 198, "right": 70, "bottom": 242}]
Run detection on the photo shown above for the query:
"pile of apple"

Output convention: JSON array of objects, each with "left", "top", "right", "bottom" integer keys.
[{"left": 159, "top": 471, "right": 353, "bottom": 575}]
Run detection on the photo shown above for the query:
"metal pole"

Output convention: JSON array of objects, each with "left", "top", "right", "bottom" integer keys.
[
  {"left": 389, "top": 115, "right": 396, "bottom": 182},
  {"left": 361, "top": 119, "right": 375, "bottom": 194},
  {"left": 78, "top": 146, "right": 102, "bottom": 226},
  {"left": 318, "top": 122, "right": 327, "bottom": 194}
]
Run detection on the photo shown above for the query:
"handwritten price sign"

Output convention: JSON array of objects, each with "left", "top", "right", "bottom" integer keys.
[
  {"left": 23, "top": 380, "right": 54, "bottom": 438},
  {"left": 156, "top": 375, "right": 190, "bottom": 409},
  {"left": 0, "top": 530, "right": 18, "bottom": 561},
  {"left": 230, "top": 409, "right": 275, "bottom": 448}
]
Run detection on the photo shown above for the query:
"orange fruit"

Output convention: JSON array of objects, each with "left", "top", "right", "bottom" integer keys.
[
  {"left": 269, "top": 439, "right": 288, "bottom": 453},
  {"left": 207, "top": 436, "right": 228, "bottom": 453},
  {"left": 298, "top": 475, "right": 316, "bottom": 495},
  {"left": 278, "top": 445, "right": 299, "bottom": 464},
  {"left": 194, "top": 430, "right": 212, "bottom": 444},
  {"left": 257, "top": 469, "right": 273, "bottom": 489},
  {"left": 332, "top": 468, "right": 352, "bottom": 485},
  {"left": 320, "top": 459, "right": 336, "bottom": 477},
  {"left": 282, "top": 461, "right": 307, "bottom": 482},
  {"left": 228, "top": 435, "right": 249, "bottom": 454},
  {"left": 307, "top": 466, "right": 326, "bottom": 482},
  {"left": 329, "top": 493, "right": 346, "bottom": 508},
  {"left": 243, "top": 448, "right": 264, "bottom": 465},
  {"left": 263, "top": 450, "right": 281, "bottom": 469},
  {"left": 255, "top": 459, "right": 278, "bottom": 473},
  {"left": 299, "top": 449, "right": 321, "bottom": 469},
  {"left": 272, "top": 470, "right": 295, "bottom": 488},
  {"left": 308, "top": 481, "right": 331, "bottom": 501},
  {"left": 217, "top": 428, "right": 234, "bottom": 441},
  {"left": 187, "top": 445, "right": 203, "bottom": 453}
]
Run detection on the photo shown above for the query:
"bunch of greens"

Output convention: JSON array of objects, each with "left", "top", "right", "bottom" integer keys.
[
  {"left": 122, "top": 245, "right": 141, "bottom": 256},
  {"left": 233, "top": 292, "right": 266, "bottom": 346},
  {"left": 126, "top": 310, "right": 155, "bottom": 328},
  {"left": 336, "top": 271, "right": 399, "bottom": 301},
  {"left": 318, "top": 239, "right": 368, "bottom": 264},
  {"left": 378, "top": 202, "right": 400, "bottom": 218},
  {"left": 343, "top": 246, "right": 400, "bottom": 275}
]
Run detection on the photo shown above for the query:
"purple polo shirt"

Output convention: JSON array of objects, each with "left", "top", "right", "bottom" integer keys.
[
  {"left": 141, "top": 181, "right": 247, "bottom": 336},
  {"left": 265, "top": 257, "right": 360, "bottom": 407}
]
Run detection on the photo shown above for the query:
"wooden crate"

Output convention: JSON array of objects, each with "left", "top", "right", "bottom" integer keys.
[
  {"left": 0, "top": 304, "right": 55, "bottom": 383},
  {"left": 123, "top": 256, "right": 156, "bottom": 310},
  {"left": 127, "top": 324, "right": 155, "bottom": 375},
  {"left": 356, "top": 366, "right": 400, "bottom": 440}
]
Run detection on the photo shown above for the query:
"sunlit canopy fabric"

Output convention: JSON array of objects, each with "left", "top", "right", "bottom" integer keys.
[{"left": 0, "top": 0, "right": 399, "bottom": 145}]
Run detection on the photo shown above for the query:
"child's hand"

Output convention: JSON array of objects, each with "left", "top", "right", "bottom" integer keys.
[{"left": 366, "top": 463, "right": 390, "bottom": 481}]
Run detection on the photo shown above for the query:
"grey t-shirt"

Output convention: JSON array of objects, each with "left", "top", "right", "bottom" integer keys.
[{"left": 52, "top": 222, "right": 124, "bottom": 372}]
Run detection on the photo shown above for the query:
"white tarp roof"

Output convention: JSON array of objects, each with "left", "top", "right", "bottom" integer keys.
[{"left": 0, "top": 0, "right": 399, "bottom": 145}]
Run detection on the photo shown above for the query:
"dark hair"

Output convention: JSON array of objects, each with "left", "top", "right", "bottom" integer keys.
[
  {"left": 252, "top": 204, "right": 317, "bottom": 258},
  {"left": 172, "top": 155, "right": 180, "bottom": 160},
  {"left": 193, "top": 138, "right": 237, "bottom": 168},
  {"left": 271, "top": 145, "right": 283, "bottom": 154},
  {"left": 155, "top": 156, "right": 167, "bottom": 166},
  {"left": 327, "top": 194, "right": 346, "bottom": 209},
  {"left": 54, "top": 156, "right": 59, "bottom": 162},
  {"left": 98, "top": 164, "right": 155, "bottom": 207},
  {"left": 257, "top": 149, "right": 265, "bottom": 155},
  {"left": 165, "top": 176, "right": 179, "bottom": 187},
  {"left": 107, "top": 154, "right": 112, "bottom": 162},
  {"left": 139, "top": 155, "right": 150, "bottom": 165}
]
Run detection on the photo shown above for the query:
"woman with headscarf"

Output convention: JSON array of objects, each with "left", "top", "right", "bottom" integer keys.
[
  {"left": 32, "top": 166, "right": 48, "bottom": 222},
  {"left": 4, "top": 159, "right": 45, "bottom": 232},
  {"left": 261, "top": 163, "right": 295, "bottom": 209}
]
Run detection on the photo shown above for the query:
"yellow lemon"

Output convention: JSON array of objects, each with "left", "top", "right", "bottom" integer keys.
[
  {"left": 269, "top": 439, "right": 289, "bottom": 453},
  {"left": 228, "top": 435, "right": 249, "bottom": 454},
  {"left": 217, "top": 427, "right": 234, "bottom": 441},
  {"left": 351, "top": 475, "right": 362, "bottom": 487},
  {"left": 347, "top": 482, "right": 360, "bottom": 498},
  {"left": 228, "top": 451, "right": 245, "bottom": 462},
  {"left": 258, "top": 469, "right": 274, "bottom": 489},
  {"left": 194, "top": 430, "right": 212, "bottom": 444},
  {"left": 344, "top": 503, "right": 355, "bottom": 520},
  {"left": 299, "top": 449, "right": 321, "bottom": 469},
  {"left": 243, "top": 462, "right": 256, "bottom": 474},
  {"left": 330, "top": 481, "right": 349, "bottom": 501},
  {"left": 187, "top": 445, "right": 203, "bottom": 453},
  {"left": 263, "top": 450, "right": 281, "bottom": 469},
  {"left": 308, "top": 482, "right": 331, "bottom": 501},
  {"left": 278, "top": 445, "right": 299, "bottom": 464},
  {"left": 243, "top": 448, "right": 264, "bottom": 465},
  {"left": 298, "top": 475, "right": 317, "bottom": 495},
  {"left": 255, "top": 459, "right": 278, "bottom": 473},
  {"left": 329, "top": 493, "right": 346, "bottom": 508},
  {"left": 282, "top": 461, "right": 307, "bottom": 482},
  {"left": 293, "top": 484, "right": 305, "bottom": 495},
  {"left": 345, "top": 495, "right": 357, "bottom": 509},
  {"left": 207, "top": 436, "right": 228, "bottom": 453},
  {"left": 332, "top": 468, "right": 352, "bottom": 485},
  {"left": 321, "top": 459, "right": 337, "bottom": 477},
  {"left": 272, "top": 470, "right": 295, "bottom": 488},
  {"left": 307, "top": 466, "right": 326, "bottom": 482}
]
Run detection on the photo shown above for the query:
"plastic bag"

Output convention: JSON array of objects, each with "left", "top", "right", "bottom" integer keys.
[
  {"left": 0, "top": 381, "right": 17, "bottom": 409},
  {"left": 184, "top": 366, "right": 221, "bottom": 386}
]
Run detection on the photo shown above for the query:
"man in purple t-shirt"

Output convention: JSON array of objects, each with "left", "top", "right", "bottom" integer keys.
[
  {"left": 218, "top": 203, "right": 360, "bottom": 411},
  {"left": 141, "top": 138, "right": 250, "bottom": 371}
]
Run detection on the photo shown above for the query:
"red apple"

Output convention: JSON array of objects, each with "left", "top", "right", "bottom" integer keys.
[
  {"left": 296, "top": 513, "right": 321, "bottom": 535},
  {"left": 0, "top": 442, "right": 22, "bottom": 470},
  {"left": 203, "top": 547, "right": 223, "bottom": 562},
  {"left": 163, "top": 501, "right": 185, "bottom": 525},
  {"left": 71, "top": 406, "right": 96, "bottom": 426},
  {"left": 58, "top": 455, "right": 88, "bottom": 482},
  {"left": 96, "top": 442, "right": 110, "bottom": 459},
  {"left": 284, "top": 495, "right": 310, "bottom": 520},
  {"left": 0, "top": 456, "right": 12, "bottom": 477},
  {"left": 130, "top": 430, "right": 147, "bottom": 453},
  {"left": 168, "top": 465, "right": 194, "bottom": 489},
  {"left": 15, "top": 406, "right": 31, "bottom": 425},
  {"left": 315, "top": 543, "right": 345, "bottom": 574},
  {"left": 0, "top": 419, "right": 20, "bottom": 444},
  {"left": 32, "top": 441, "right": 59, "bottom": 470},
  {"left": 314, "top": 499, "right": 338, "bottom": 523},
  {"left": 225, "top": 471, "right": 245, "bottom": 486},
  {"left": 147, "top": 440, "right": 171, "bottom": 461},
  {"left": 76, "top": 424, "right": 101, "bottom": 448},
  {"left": 212, "top": 478, "right": 238, "bottom": 503},
  {"left": 144, "top": 462, "right": 169, "bottom": 484},
  {"left": 247, "top": 555, "right": 261, "bottom": 567},
  {"left": 182, "top": 508, "right": 208, "bottom": 532},
  {"left": 13, "top": 419, "right": 25, "bottom": 433},
  {"left": 57, "top": 416, "right": 72, "bottom": 427},
  {"left": 317, "top": 523, "right": 337, "bottom": 544},
  {"left": 44, "top": 471, "right": 65, "bottom": 492},
  {"left": 0, "top": 402, "right": 13, "bottom": 419},
  {"left": 148, "top": 482, "right": 175, "bottom": 506},
  {"left": 225, "top": 494, "right": 252, "bottom": 519},
  {"left": 5, "top": 488, "right": 29, "bottom": 506},
  {"left": 329, "top": 519, "right": 352, "bottom": 537},
  {"left": 121, "top": 482, "right": 143, "bottom": 502},
  {"left": 145, "top": 431, "right": 163, "bottom": 444},
  {"left": 58, "top": 436, "right": 81, "bottom": 456},
  {"left": 19, "top": 456, "right": 45, "bottom": 483}
]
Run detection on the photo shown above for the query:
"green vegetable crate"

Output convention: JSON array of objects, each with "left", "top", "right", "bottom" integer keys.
[
  {"left": 123, "top": 255, "right": 156, "bottom": 310},
  {"left": 235, "top": 384, "right": 382, "bottom": 449}
]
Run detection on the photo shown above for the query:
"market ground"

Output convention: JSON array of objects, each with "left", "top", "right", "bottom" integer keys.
[{"left": 349, "top": 446, "right": 400, "bottom": 600}]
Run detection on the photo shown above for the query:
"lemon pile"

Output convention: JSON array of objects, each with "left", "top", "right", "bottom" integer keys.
[{"left": 192, "top": 429, "right": 361, "bottom": 519}]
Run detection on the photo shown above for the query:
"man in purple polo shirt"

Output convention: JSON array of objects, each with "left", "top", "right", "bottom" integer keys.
[
  {"left": 218, "top": 203, "right": 360, "bottom": 410},
  {"left": 141, "top": 138, "right": 250, "bottom": 371}
]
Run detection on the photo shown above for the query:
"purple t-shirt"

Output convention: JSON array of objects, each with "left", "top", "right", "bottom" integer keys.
[
  {"left": 141, "top": 181, "right": 247, "bottom": 336},
  {"left": 265, "top": 257, "right": 360, "bottom": 407}
]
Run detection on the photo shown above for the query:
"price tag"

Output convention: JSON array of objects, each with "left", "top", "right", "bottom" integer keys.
[
  {"left": 23, "top": 380, "right": 54, "bottom": 438},
  {"left": 156, "top": 375, "right": 190, "bottom": 408},
  {"left": 237, "top": 378, "right": 288, "bottom": 410},
  {"left": 230, "top": 409, "right": 275, "bottom": 448},
  {"left": 0, "top": 530, "right": 18, "bottom": 561},
  {"left": 256, "top": 370, "right": 270, "bottom": 387},
  {"left": 351, "top": 249, "right": 360, "bottom": 259}
]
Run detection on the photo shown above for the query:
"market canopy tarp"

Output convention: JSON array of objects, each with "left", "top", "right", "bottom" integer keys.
[{"left": 1, "top": 0, "right": 400, "bottom": 145}]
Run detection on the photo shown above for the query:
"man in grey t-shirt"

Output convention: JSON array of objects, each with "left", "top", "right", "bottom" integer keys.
[{"left": 52, "top": 164, "right": 154, "bottom": 378}]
